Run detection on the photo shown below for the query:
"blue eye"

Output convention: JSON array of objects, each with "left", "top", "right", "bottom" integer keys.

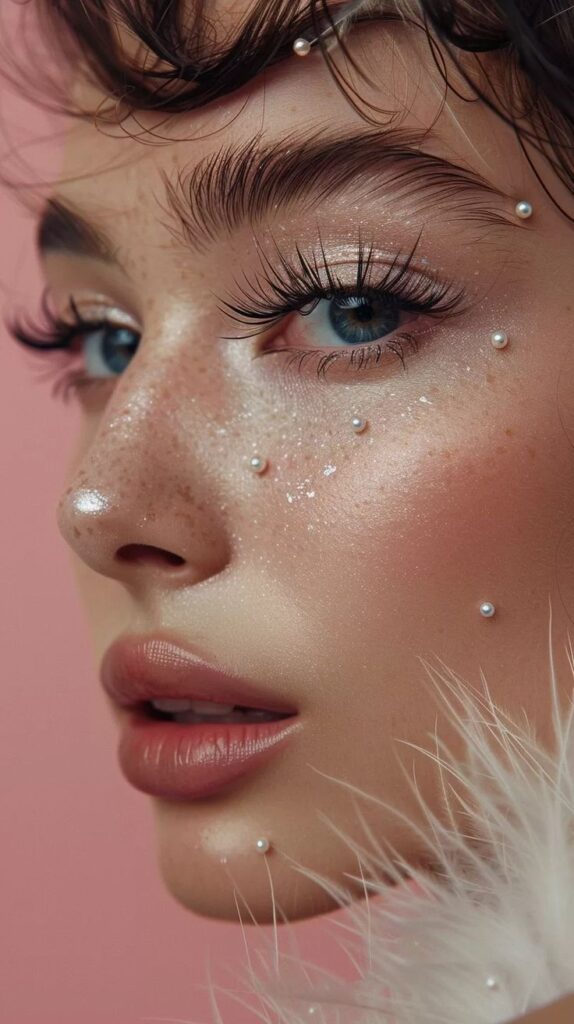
[
  {"left": 322, "top": 292, "right": 402, "bottom": 346},
  {"left": 291, "top": 290, "right": 414, "bottom": 355},
  {"left": 83, "top": 325, "right": 140, "bottom": 378}
]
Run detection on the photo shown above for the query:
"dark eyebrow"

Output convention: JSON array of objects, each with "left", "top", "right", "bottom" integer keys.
[
  {"left": 162, "top": 126, "right": 511, "bottom": 252},
  {"left": 37, "top": 126, "right": 511, "bottom": 264},
  {"left": 36, "top": 196, "right": 120, "bottom": 265}
]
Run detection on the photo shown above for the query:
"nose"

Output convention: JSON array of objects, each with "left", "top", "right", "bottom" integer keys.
[{"left": 56, "top": 387, "right": 232, "bottom": 592}]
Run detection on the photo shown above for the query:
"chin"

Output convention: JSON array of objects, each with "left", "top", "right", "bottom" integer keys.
[
  {"left": 149, "top": 799, "right": 413, "bottom": 924},
  {"left": 157, "top": 864, "right": 352, "bottom": 924}
]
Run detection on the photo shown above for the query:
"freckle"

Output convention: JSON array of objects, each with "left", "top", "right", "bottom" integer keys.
[
  {"left": 486, "top": 373, "right": 496, "bottom": 384},
  {"left": 527, "top": 445, "right": 536, "bottom": 459},
  {"left": 87, "top": 526, "right": 93, "bottom": 535},
  {"left": 73, "top": 527, "right": 81, "bottom": 538},
  {"left": 441, "top": 450, "right": 451, "bottom": 459},
  {"left": 504, "top": 428, "right": 513, "bottom": 436}
]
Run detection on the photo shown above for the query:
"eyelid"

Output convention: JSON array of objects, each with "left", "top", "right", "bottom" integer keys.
[{"left": 63, "top": 297, "right": 141, "bottom": 332}]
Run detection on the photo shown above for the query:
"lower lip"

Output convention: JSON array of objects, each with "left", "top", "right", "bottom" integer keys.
[{"left": 117, "top": 708, "right": 302, "bottom": 799}]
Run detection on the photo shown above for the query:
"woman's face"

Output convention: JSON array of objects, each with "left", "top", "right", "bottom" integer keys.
[{"left": 43, "top": 6, "right": 574, "bottom": 923}]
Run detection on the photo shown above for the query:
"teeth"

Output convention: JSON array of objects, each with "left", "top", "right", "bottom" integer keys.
[
  {"left": 150, "top": 699, "right": 195, "bottom": 712},
  {"left": 150, "top": 698, "right": 236, "bottom": 715},
  {"left": 190, "top": 700, "right": 236, "bottom": 715}
]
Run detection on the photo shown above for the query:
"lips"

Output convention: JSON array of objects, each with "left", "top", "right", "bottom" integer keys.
[
  {"left": 100, "top": 634, "right": 302, "bottom": 800},
  {"left": 99, "top": 634, "right": 299, "bottom": 715}
]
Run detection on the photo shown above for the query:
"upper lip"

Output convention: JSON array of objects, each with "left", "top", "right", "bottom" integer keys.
[{"left": 100, "top": 634, "right": 299, "bottom": 714}]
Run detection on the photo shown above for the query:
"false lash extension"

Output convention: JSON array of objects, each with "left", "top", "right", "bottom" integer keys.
[
  {"left": 217, "top": 233, "right": 466, "bottom": 339},
  {"left": 4, "top": 291, "right": 118, "bottom": 401},
  {"left": 4, "top": 233, "right": 469, "bottom": 396},
  {"left": 5, "top": 291, "right": 106, "bottom": 353}
]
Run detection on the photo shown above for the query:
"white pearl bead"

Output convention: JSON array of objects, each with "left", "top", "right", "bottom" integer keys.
[
  {"left": 486, "top": 975, "right": 499, "bottom": 990},
  {"left": 293, "top": 37, "right": 311, "bottom": 56},
  {"left": 490, "top": 330, "right": 508, "bottom": 349},
  {"left": 249, "top": 455, "right": 268, "bottom": 474},
  {"left": 515, "top": 200, "right": 533, "bottom": 219},
  {"left": 480, "top": 602, "right": 496, "bottom": 617},
  {"left": 352, "top": 416, "right": 368, "bottom": 433},
  {"left": 255, "top": 837, "right": 270, "bottom": 853}
]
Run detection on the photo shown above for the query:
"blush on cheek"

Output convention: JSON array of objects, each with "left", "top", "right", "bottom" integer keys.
[{"left": 300, "top": 421, "right": 574, "bottom": 734}]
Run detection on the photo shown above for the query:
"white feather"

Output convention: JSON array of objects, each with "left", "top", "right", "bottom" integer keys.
[{"left": 143, "top": 598, "right": 574, "bottom": 1024}]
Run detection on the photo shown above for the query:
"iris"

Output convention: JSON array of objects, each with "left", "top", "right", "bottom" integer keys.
[{"left": 328, "top": 293, "right": 400, "bottom": 345}]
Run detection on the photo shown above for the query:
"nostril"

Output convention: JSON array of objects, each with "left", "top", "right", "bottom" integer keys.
[{"left": 116, "top": 544, "right": 186, "bottom": 567}]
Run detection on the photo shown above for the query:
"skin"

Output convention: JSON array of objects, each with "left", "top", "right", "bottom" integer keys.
[{"left": 38, "top": 5, "right": 574, "bottom": 924}]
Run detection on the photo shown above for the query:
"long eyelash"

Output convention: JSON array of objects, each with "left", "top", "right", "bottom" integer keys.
[
  {"left": 218, "top": 233, "right": 466, "bottom": 338},
  {"left": 5, "top": 291, "right": 109, "bottom": 401},
  {"left": 7, "top": 291, "right": 101, "bottom": 351},
  {"left": 6, "top": 236, "right": 466, "bottom": 399}
]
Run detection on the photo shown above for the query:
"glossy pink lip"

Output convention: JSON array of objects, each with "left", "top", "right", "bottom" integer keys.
[
  {"left": 100, "top": 634, "right": 299, "bottom": 713},
  {"left": 117, "top": 708, "right": 302, "bottom": 799}
]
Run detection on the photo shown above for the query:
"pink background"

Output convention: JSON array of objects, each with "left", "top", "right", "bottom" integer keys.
[{"left": 0, "top": 30, "right": 357, "bottom": 1024}]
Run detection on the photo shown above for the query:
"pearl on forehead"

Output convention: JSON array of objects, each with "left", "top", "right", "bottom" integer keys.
[
  {"left": 249, "top": 455, "right": 268, "bottom": 474},
  {"left": 490, "top": 330, "right": 508, "bottom": 349},
  {"left": 292, "top": 37, "right": 312, "bottom": 56},
  {"left": 352, "top": 416, "right": 368, "bottom": 433},
  {"left": 486, "top": 975, "right": 500, "bottom": 990},
  {"left": 255, "top": 837, "right": 271, "bottom": 854},
  {"left": 515, "top": 200, "right": 533, "bottom": 219},
  {"left": 479, "top": 602, "right": 496, "bottom": 617}
]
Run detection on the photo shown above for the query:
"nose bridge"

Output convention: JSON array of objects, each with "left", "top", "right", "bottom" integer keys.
[{"left": 57, "top": 356, "right": 233, "bottom": 587}]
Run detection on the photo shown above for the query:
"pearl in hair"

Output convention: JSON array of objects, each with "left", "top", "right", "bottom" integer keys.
[{"left": 292, "top": 37, "right": 312, "bottom": 56}]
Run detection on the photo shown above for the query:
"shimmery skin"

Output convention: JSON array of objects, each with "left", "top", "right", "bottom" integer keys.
[{"left": 49, "top": 17, "right": 574, "bottom": 928}]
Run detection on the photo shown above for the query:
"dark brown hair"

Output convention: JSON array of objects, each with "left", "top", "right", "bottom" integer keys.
[{"left": 3, "top": 0, "right": 574, "bottom": 214}]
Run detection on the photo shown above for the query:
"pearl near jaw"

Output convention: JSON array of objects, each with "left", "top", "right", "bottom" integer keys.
[
  {"left": 292, "top": 37, "right": 311, "bottom": 56},
  {"left": 249, "top": 455, "right": 268, "bottom": 474},
  {"left": 479, "top": 602, "right": 496, "bottom": 617},
  {"left": 255, "top": 837, "right": 271, "bottom": 854},
  {"left": 515, "top": 200, "right": 533, "bottom": 219},
  {"left": 352, "top": 416, "right": 368, "bottom": 433},
  {"left": 490, "top": 330, "right": 508, "bottom": 349}
]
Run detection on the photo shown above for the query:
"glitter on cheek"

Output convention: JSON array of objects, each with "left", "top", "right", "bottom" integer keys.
[{"left": 284, "top": 478, "right": 317, "bottom": 505}]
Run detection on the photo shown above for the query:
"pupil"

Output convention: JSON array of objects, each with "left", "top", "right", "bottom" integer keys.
[
  {"left": 354, "top": 303, "right": 375, "bottom": 324},
  {"left": 102, "top": 327, "right": 139, "bottom": 374},
  {"left": 328, "top": 294, "right": 400, "bottom": 345}
]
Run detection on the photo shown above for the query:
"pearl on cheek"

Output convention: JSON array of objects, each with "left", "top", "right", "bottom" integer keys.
[
  {"left": 248, "top": 455, "right": 268, "bottom": 474},
  {"left": 490, "top": 330, "right": 508, "bottom": 349}
]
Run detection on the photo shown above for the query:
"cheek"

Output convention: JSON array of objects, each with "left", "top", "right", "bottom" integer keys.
[{"left": 274, "top": 380, "right": 574, "bottom": 722}]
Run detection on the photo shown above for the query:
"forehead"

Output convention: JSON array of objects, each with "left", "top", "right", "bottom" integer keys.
[{"left": 58, "top": 19, "right": 499, "bottom": 199}]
